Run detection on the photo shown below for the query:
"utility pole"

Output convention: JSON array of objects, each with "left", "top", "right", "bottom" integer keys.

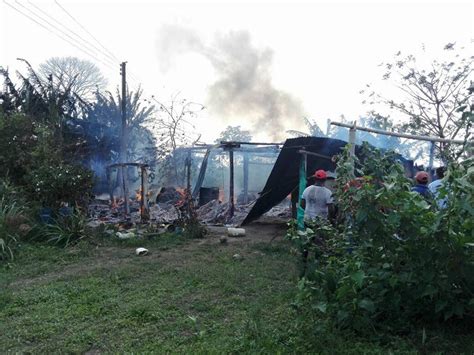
[{"left": 120, "top": 62, "right": 130, "bottom": 215}]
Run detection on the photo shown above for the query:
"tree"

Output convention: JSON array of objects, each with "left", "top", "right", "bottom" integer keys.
[
  {"left": 152, "top": 94, "right": 204, "bottom": 151},
  {"left": 150, "top": 94, "right": 204, "bottom": 185},
  {"left": 39, "top": 57, "right": 107, "bottom": 100},
  {"left": 215, "top": 125, "right": 252, "bottom": 143},
  {"left": 364, "top": 43, "right": 473, "bottom": 160},
  {"left": 1, "top": 59, "right": 82, "bottom": 122},
  {"left": 1, "top": 58, "right": 87, "bottom": 156},
  {"left": 287, "top": 117, "right": 325, "bottom": 138},
  {"left": 83, "top": 87, "right": 157, "bottom": 182},
  {"left": 358, "top": 113, "right": 425, "bottom": 161}
]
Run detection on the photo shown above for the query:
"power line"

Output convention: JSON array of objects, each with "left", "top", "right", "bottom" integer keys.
[
  {"left": 14, "top": 0, "right": 117, "bottom": 69},
  {"left": 54, "top": 1, "right": 146, "bottom": 85},
  {"left": 8, "top": 1, "right": 149, "bottom": 93},
  {"left": 14, "top": 0, "right": 100, "bottom": 60},
  {"left": 26, "top": 0, "right": 119, "bottom": 66},
  {"left": 54, "top": 0, "right": 120, "bottom": 63},
  {"left": 52, "top": 1, "right": 143, "bottom": 86},
  {"left": 3, "top": 0, "right": 117, "bottom": 72}
]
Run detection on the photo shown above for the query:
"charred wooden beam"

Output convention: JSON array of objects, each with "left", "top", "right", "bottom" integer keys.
[
  {"left": 243, "top": 153, "right": 249, "bottom": 204},
  {"left": 229, "top": 148, "right": 235, "bottom": 219},
  {"left": 140, "top": 166, "right": 150, "bottom": 222}
]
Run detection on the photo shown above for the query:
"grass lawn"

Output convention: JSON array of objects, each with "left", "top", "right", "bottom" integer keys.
[{"left": 1, "top": 222, "right": 472, "bottom": 353}]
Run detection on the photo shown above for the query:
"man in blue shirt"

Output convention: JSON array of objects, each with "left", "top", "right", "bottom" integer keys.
[
  {"left": 429, "top": 166, "right": 447, "bottom": 208},
  {"left": 411, "top": 171, "right": 432, "bottom": 199}
]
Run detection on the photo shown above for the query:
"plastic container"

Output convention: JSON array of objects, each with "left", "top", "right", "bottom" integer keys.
[
  {"left": 39, "top": 207, "right": 54, "bottom": 224},
  {"left": 227, "top": 227, "right": 246, "bottom": 237}
]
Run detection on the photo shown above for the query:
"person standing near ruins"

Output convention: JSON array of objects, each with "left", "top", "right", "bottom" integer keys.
[
  {"left": 301, "top": 169, "right": 334, "bottom": 222},
  {"left": 429, "top": 166, "right": 448, "bottom": 209},
  {"left": 411, "top": 171, "right": 432, "bottom": 199},
  {"left": 299, "top": 169, "right": 334, "bottom": 276}
]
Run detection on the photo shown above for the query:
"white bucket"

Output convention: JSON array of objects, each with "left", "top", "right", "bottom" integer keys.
[{"left": 227, "top": 227, "right": 246, "bottom": 237}]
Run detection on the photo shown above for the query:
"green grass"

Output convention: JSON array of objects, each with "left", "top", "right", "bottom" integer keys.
[{"left": 1, "top": 232, "right": 472, "bottom": 353}]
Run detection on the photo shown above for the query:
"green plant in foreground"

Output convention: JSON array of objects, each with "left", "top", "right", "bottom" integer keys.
[
  {"left": 0, "top": 199, "right": 22, "bottom": 260},
  {"left": 31, "top": 210, "right": 87, "bottom": 248},
  {"left": 0, "top": 181, "right": 30, "bottom": 260},
  {"left": 289, "top": 144, "right": 474, "bottom": 333}
]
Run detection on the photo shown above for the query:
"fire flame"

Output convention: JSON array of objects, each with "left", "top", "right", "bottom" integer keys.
[
  {"left": 174, "top": 187, "right": 187, "bottom": 207},
  {"left": 111, "top": 197, "right": 122, "bottom": 209}
]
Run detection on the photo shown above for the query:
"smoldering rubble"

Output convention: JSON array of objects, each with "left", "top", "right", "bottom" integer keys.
[{"left": 88, "top": 196, "right": 291, "bottom": 228}]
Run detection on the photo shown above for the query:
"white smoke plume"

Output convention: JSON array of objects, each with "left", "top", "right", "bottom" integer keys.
[{"left": 156, "top": 24, "right": 306, "bottom": 140}]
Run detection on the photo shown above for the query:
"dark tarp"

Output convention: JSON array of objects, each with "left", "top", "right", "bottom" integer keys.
[{"left": 241, "top": 137, "right": 361, "bottom": 225}]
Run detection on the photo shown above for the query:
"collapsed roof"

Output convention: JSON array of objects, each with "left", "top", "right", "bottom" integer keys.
[
  {"left": 241, "top": 136, "right": 415, "bottom": 225},
  {"left": 242, "top": 137, "right": 353, "bottom": 225}
]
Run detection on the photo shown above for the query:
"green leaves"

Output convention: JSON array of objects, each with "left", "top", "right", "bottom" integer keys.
[
  {"left": 358, "top": 299, "right": 376, "bottom": 313},
  {"left": 289, "top": 145, "right": 474, "bottom": 333},
  {"left": 421, "top": 285, "right": 437, "bottom": 298},
  {"left": 435, "top": 300, "right": 447, "bottom": 313},
  {"left": 351, "top": 271, "right": 365, "bottom": 288},
  {"left": 314, "top": 302, "right": 327, "bottom": 313}
]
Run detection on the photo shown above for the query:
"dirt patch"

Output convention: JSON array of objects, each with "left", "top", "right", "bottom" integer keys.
[
  {"left": 203, "top": 220, "right": 287, "bottom": 245},
  {"left": 8, "top": 221, "right": 288, "bottom": 291}
]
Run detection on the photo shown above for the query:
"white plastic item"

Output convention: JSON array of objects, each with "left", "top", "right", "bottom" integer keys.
[
  {"left": 135, "top": 247, "right": 149, "bottom": 256},
  {"left": 116, "top": 231, "right": 135, "bottom": 239},
  {"left": 227, "top": 227, "right": 246, "bottom": 237}
]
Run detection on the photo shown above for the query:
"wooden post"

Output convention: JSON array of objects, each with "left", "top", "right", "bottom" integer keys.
[
  {"left": 291, "top": 187, "right": 298, "bottom": 219},
  {"left": 120, "top": 62, "right": 130, "bottom": 215},
  {"left": 186, "top": 152, "right": 192, "bottom": 193},
  {"left": 140, "top": 166, "right": 149, "bottom": 221},
  {"left": 243, "top": 153, "right": 249, "bottom": 204},
  {"left": 297, "top": 152, "right": 307, "bottom": 230},
  {"left": 348, "top": 121, "right": 357, "bottom": 175},
  {"left": 428, "top": 141, "right": 435, "bottom": 179},
  {"left": 121, "top": 165, "right": 130, "bottom": 215},
  {"left": 229, "top": 148, "right": 235, "bottom": 218},
  {"left": 331, "top": 121, "right": 470, "bottom": 145},
  {"left": 106, "top": 167, "right": 113, "bottom": 204},
  {"left": 192, "top": 148, "right": 212, "bottom": 199},
  {"left": 348, "top": 121, "right": 357, "bottom": 157}
]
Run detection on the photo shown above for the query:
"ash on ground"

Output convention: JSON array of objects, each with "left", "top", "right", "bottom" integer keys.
[{"left": 88, "top": 197, "right": 291, "bottom": 227}]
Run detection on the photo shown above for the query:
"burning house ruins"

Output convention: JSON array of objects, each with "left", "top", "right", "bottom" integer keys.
[{"left": 87, "top": 134, "right": 415, "bottom": 231}]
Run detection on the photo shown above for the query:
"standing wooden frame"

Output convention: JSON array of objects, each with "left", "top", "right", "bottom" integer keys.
[{"left": 106, "top": 163, "right": 150, "bottom": 222}]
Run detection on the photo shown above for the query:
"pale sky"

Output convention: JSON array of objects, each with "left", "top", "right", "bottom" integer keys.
[{"left": 1, "top": 0, "right": 473, "bottom": 143}]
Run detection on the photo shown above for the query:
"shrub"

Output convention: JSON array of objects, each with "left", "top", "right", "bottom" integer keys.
[
  {"left": 289, "top": 144, "right": 474, "bottom": 333},
  {"left": 27, "top": 163, "right": 94, "bottom": 208},
  {"left": 30, "top": 210, "right": 87, "bottom": 248},
  {"left": 0, "top": 182, "right": 29, "bottom": 260},
  {"left": 0, "top": 113, "right": 38, "bottom": 185},
  {"left": 177, "top": 195, "right": 207, "bottom": 239}
]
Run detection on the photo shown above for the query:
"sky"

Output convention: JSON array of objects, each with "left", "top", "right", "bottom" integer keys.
[{"left": 1, "top": 0, "right": 473, "bottom": 143}]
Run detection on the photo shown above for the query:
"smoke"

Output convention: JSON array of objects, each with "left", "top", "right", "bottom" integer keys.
[
  {"left": 156, "top": 25, "right": 305, "bottom": 140},
  {"left": 156, "top": 25, "right": 206, "bottom": 72}
]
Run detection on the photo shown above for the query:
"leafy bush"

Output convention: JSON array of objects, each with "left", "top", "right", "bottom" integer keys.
[
  {"left": 30, "top": 210, "right": 87, "bottom": 248},
  {"left": 0, "top": 112, "right": 94, "bottom": 209},
  {"left": 0, "top": 113, "right": 38, "bottom": 185},
  {"left": 289, "top": 144, "right": 474, "bottom": 333},
  {"left": 28, "top": 163, "right": 94, "bottom": 208},
  {"left": 0, "top": 181, "right": 30, "bottom": 260},
  {"left": 175, "top": 194, "right": 208, "bottom": 239}
]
